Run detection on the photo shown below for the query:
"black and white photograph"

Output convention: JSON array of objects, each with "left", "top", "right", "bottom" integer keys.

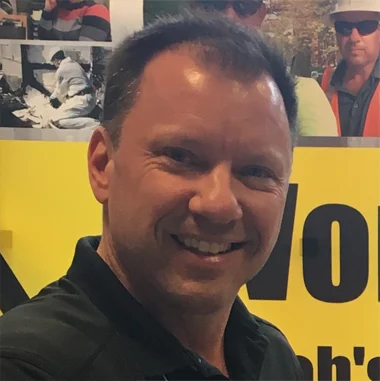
[{"left": 0, "top": 43, "right": 111, "bottom": 129}]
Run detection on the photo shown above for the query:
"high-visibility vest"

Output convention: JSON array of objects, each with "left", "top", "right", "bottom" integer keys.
[{"left": 321, "top": 67, "right": 380, "bottom": 137}]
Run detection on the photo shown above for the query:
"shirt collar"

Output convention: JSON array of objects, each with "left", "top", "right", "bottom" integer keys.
[{"left": 67, "top": 236, "right": 269, "bottom": 379}]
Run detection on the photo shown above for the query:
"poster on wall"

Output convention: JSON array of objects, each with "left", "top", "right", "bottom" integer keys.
[
  {"left": 0, "top": 147, "right": 379, "bottom": 380},
  {"left": 0, "top": 43, "right": 110, "bottom": 129},
  {"left": 0, "top": 0, "right": 379, "bottom": 140},
  {"left": 0, "top": 0, "right": 143, "bottom": 140}
]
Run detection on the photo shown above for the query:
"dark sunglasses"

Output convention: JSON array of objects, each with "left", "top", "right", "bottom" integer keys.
[
  {"left": 334, "top": 20, "right": 380, "bottom": 36},
  {"left": 195, "top": 0, "right": 263, "bottom": 18}
]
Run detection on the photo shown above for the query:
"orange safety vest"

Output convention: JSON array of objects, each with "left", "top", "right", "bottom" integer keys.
[{"left": 321, "top": 67, "right": 380, "bottom": 137}]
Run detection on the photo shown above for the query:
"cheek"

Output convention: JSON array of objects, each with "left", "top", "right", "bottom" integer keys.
[
  {"left": 338, "top": 36, "right": 347, "bottom": 48},
  {"left": 248, "top": 191, "right": 287, "bottom": 248},
  {"left": 367, "top": 34, "right": 380, "bottom": 53},
  {"left": 112, "top": 165, "right": 193, "bottom": 229}
]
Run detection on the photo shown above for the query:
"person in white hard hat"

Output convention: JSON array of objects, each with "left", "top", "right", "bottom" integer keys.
[
  {"left": 321, "top": 0, "right": 380, "bottom": 136},
  {"left": 47, "top": 48, "right": 97, "bottom": 129},
  {"left": 190, "top": 0, "right": 339, "bottom": 137}
]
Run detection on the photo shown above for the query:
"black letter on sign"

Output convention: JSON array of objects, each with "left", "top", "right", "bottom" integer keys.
[
  {"left": 0, "top": 253, "right": 29, "bottom": 313},
  {"left": 246, "top": 184, "right": 298, "bottom": 300},
  {"left": 303, "top": 204, "right": 368, "bottom": 303},
  {"left": 297, "top": 355, "right": 314, "bottom": 381},
  {"left": 367, "top": 357, "right": 380, "bottom": 381},
  {"left": 318, "top": 346, "right": 351, "bottom": 381}
]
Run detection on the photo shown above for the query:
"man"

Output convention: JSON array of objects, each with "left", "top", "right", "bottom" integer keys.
[
  {"left": 191, "top": 0, "right": 339, "bottom": 136},
  {"left": 38, "top": 0, "right": 111, "bottom": 41},
  {"left": 321, "top": 0, "right": 380, "bottom": 136},
  {"left": 0, "top": 13, "right": 302, "bottom": 380},
  {"left": 47, "top": 48, "right": 97, "bottom": 129}
]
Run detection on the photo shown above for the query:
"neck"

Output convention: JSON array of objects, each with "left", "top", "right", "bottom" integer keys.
[
  {"left": 97, "top": 233, "right": 232, "bottom": 376},
  {"left": 149, "top": 301, "right": 231, "bottom": 376},
  {"left": 345, "top": 60, "right": 376, "bottom": 85}
]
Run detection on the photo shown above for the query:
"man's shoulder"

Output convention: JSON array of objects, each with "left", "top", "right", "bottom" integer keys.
[
  {"left": 253, "top": 314, "right": 292, "bottom": 346},
  {"left": 84, "top": 3, "right": 110, "bottom": 20},
  {"left": 0, "top": 278, "right": 114, "bottom": 379},
  {"left": 251, "top": 314, "right": 303, "bottom": 380}
]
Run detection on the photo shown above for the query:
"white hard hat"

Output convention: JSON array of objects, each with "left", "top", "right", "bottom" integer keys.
[
  {"left": 48, "top": 47, "right": 64, "bottom": 62},
  {"left": 330, "top": 0, "right": 380, "bottom": 15}
]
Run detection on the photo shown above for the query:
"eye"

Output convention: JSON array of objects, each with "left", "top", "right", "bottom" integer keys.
[
  {"left": 239, "top": 166, "right": 274, "bottom": 179},
  {"left": 237, "top": 165, "right": 277, "bottom": 189},
  {"left": 162, "top": 147, "right": 196, "bottom": 166}
]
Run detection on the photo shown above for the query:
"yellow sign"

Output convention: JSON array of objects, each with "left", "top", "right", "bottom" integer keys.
[
  {"left": 0, "top": 141, "right": 379, "bottom": 381},
  {"left": 242, "top": 147, "right": 380, "bottom": 381}
]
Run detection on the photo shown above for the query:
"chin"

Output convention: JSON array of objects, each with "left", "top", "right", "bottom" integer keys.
[
  {"left": 350, "top": 59, "right": 366, "bottom": 67},
  {"left": 162, "top": 281, "right": 238, "bottom": 313},
  {"left": 175, "top": 292, "right": 230, "bottom": 313}
]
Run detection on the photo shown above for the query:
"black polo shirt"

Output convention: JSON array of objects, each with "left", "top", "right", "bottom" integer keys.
[
  {"left": 0, "top": 236, "right": 302, "bottom": 381},
  {"left": 331, "top": 58, "right": 380, "bottom": 136}
]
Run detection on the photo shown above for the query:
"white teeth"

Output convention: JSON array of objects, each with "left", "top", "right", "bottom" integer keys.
[
  {"left": 199, "top": 241, "right": 210, "bottom": 253},
  {"left": 177, "top": 236, "right": 232, "bottom": 255},
  {"left": 210, "top": 243, "right": 221, "bottom": 254}
]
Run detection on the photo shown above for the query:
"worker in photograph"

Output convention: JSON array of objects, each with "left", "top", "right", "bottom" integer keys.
[
  {"left": 38, "top": 0, "right": 111, "bottom": 41},
  {"left": 48, "top": 48, "right": 97, "bottom": 129},
  {"left": 321, "top": 0, "right": 380, "bottom": 136}
]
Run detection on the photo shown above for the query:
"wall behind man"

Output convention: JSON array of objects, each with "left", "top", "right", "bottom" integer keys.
[
  {"left": 0, "top": 140, "right": 101, "bottom": 297},
  {"left": 1, "top": 141, "right": 379, "bottom": 381}
]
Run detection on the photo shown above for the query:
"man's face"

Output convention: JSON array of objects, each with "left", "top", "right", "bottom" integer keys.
[
  {"left": 192, "top": 0, "right": 266, "bottom": 28},
  {"left": 334, "top": 11, "right": 380, "bottom": 67},
  {"left": 90, "top": 47, "right": 292, "bottom": 311}
]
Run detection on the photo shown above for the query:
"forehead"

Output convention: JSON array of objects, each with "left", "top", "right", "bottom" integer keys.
[
  {"left": 334, "top": 11, "right": 380, "bottom": 22},
  {"left": 121, "top": 46, "right": 291, "bottom": 154}
]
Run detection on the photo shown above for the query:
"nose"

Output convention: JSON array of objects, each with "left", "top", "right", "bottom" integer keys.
[
  {"left": 188, "top": 165, "right": 243, "bottom": 225},
  {"left": 349, "top": 27, "right": 361, "bottom": 42}
]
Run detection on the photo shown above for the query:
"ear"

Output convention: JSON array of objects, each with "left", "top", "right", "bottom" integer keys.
[{"left": 88, "top": 127, "right": 113, "bottom": 205}]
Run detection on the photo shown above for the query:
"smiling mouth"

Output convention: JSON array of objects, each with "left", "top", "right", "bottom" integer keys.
[{"left": 171, "top": 234, "right": 245, "bottom": 256}]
